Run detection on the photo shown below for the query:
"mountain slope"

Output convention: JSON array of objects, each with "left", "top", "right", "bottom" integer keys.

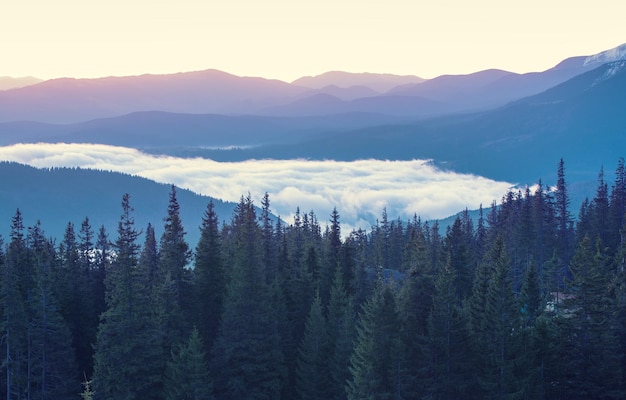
[
  {"left": 0, "top": 69, "right": 307, "bottom": 123},
  {"left": 239, "top": 61, "right": 626, "bottom": 184},
  {"left": 0, "top": 162, "right": 241, "bottom": 247},
  {"left": 291, "top": 71, "right": 425, "bottom": 92},
  {"left": 0, "top": 111, "right": 409, "bottom": 148}
]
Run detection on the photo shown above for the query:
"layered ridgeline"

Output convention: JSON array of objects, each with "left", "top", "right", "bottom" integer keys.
[
  {"left": 0, "top": 43, "right": 623, "bottom": 124},
  {"left": 0, "top": 44, "right": 624, "bottom": 190}
]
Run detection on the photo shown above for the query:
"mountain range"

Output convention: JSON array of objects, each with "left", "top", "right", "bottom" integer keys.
[
  {"left": 0, "top": 42, "right": 625, "bottom": 232},
  {"left": 1, "top": 43, "right": 624, "bottom": 124}
]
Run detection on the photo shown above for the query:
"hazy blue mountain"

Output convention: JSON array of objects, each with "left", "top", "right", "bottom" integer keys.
[
  {"left": 0, "top": 69, "right": 308, "bottom": 123},
  {"left": 296, "top": 85, "right": 381, "bottom": 101},
  {"left": 259, "top": 93, "right": 450, "bottom": 117},
  {"left": 0, "top": 162, "right": 243, "bottom": 248},
  {"left": 291, "top": 71, "right": 425, "bottom": 92},
  {"left": 387, "top": 43, "right": 626, "bottom": 112},
  {"left": 0, "top": 44, "right": 623, "bottom": 124},
  {"left": 233, "top": 61, "right": 626, "bottom": 185},
  {"left": 0, "top": 111, "right": 410, "bottom": 148}
]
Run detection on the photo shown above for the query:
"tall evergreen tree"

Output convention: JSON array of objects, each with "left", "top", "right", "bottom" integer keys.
[
  {"left": 552, "top": 236, "right": 622, "bottom": 399},
  {"left": 427, "top": 254, "right": 474, "bottom": 400},
  {"left": 346, "top": 282, "right": 405, "bottom": 400},
  {"left": 27, "top": 223, "right": 79, "bottom": 399},
  {"left": 326, "top": 268, "right": 356, "bottom": 400},
  {"left": 296, "top": 293, "right": 330, "bottom": 400},
  {"left": 555, "top": 159, "right": 574, "bottom": 286},
  {"left": 92, "top": 194, "right": 164, "bottom": 399},
  {"left": 164, "top": 328, "right": 214, "bottom": 400},
  {"left": 193, "top": 200, "right": 226, "bottom": 353},
  {"left": 159, "top": 185, "right": 192, "bottom": 313},
  {"left": 471, "top": 236, "right": 524, "bottom": 399},
  {"left": 211, "top": 195, "right": 285, "bottom": 400}
]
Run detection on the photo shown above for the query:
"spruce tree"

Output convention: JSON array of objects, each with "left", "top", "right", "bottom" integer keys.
[
  {"left": 92, "top": 194, "right": 164, "bottom": 399},
  {"left": 427, "top": 255, "right": 474, "bottom": 400},
  {"left": 471, "top": 236, "right": 524, "bottom": 399},
  {"left": 296, "top": 293, "right": 330, "bottom": 400},
  {"left": 554, "top": 236, "right": 622, "bottom": 399},
  {"left": 27, "top": 224, "right": 79, "bottom": 399},
  {"left": 326, "top": 268, "right": 356, "bottom": 400},
  {"left": 210, "top": 195, "right": 285, "bottom": 400},
  {"left": 159, "top": 185, "right": 192, "bottom": 316},
  {"left": 164, "top": 328, "right": 214, "bottom": 400},
  {"left": 193, "top": 200, "right": 226, "bottom": 353},
  {"left": 346, "top": 282, "right": 405, "bottom": 400}
]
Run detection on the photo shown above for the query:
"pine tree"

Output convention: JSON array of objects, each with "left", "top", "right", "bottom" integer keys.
[
  {"left": 164, "top": 328, "right": 214, "bottom": 400},
  {"left": 210, "top": 195, "right": 285, "bottom": 400},
  {"left": 296, "top": 293, "right": 330, "bottom": 400},
  {"left": 92, "top": 194, "right": 164, "bottom": 399},
  {"left": 159, "top": 185, "right": 192, "bottom": 315},
  {"left": 27, "top": 224, "right": 79, "bottom": 399},
  {"left": 1, "top": 210, "right": 32, "bottom": 399},
  {"left": 553, "top": 236, "right": 622, "bottom": 399},
  {"left": 193, "top": 200, "right": 226, "bottom": 353},
  {"left": 555, "top": 159, "right": 574, "bottom": 287},
  {"left": 326, "top": 268, "right": 356, "bottom": 400},
  {"left": 346, "top": 282, "right": 405, "bottom": 400},
  {"left": 471, "top": 236, "right": 524, "bottom": 399},
  {"left": 427, "top": 255, "right": 474, "bottom": 400}
]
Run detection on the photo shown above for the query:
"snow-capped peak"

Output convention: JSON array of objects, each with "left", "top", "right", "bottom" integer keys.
[{"left": 583, "top": 43, "right": 626, "bottom": 67}]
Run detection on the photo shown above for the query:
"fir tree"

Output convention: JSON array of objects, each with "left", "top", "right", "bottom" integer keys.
[
  {"left": 164, "top": 328, "right": 214, "bottom": 400},
  {"left": 296, "top": 293, "right": 330, "bottom": 400},
  {"left": 92, "top": 194, "right": 164, "bottom": 399},
  {"left": 427, "top": 255, "right": 474, "bottom": 400},
  {"left": 211, "top": 195, "right": 285, "bottom": 400},
  {"left": 193, "top": 200, "right": 226, "bottom": 353},
  {"left": 553, "top": 236, "right": 622, "bottom": 399},
  {"left": 347, "top": 282, "right": 405, "bottom": 400},
  {"left": 326, "top": 268, "right": 356, "bottom": 400}
]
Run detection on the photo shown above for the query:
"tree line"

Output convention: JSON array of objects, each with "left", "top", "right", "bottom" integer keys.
[{"left": 2, "top": 158, "right": 626, "bottom": 399}]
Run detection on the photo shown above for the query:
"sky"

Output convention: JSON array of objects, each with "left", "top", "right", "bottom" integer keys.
[
  {"left": 2, "top": 1, "right": 625, "bottom": 81},
  {"left": 0, "top": 143, "right": 514, "bottom": 232}
]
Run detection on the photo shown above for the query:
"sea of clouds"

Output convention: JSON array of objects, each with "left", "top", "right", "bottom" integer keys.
[{"left": 0, "top": 143, "right": 514, "bottom": 232}]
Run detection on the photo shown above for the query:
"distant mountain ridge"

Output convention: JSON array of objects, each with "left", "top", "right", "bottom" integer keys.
[
  {"left": 291, "top": 71, "right": 425, "bottom": 92},
  {"left": 226, "top": 60, "right": 626, "bottom": 185},
  {"left": 0, "top": 43, "right": 623, "bottom": 123}
]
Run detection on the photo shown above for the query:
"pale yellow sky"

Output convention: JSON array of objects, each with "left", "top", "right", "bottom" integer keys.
[{"left": 1, "top": 0, "right": 625, "bottom": 81}]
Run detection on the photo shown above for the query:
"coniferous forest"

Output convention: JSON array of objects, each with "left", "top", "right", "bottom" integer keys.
[{"left": 2, "top": 158, "right": 626, "bottom": 400}]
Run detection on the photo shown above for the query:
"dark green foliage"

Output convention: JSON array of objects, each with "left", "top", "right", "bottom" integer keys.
[
  {"left": 92, "top": 194, "right": 165, "bottom": 399},
  {"left": 470, "top": 236, "right": 525, "bottom": 399},
  {"left": 193, "top": 200, "right": 226, "bottom": 353},
  {"left": 164, "top": 328, "right": 214, "bottom": 400},
  {"left": 427, "top": 256, "right": 474, "bottom": 400},
  {"left": 551, "top": 236, "right": 622, "bottom": 399},
  {"left": 326, "top": 268, "right": 356, "bottom": 400},
  {"left": 296, "top": 293, "right": 330, "bottom": 400},
  {"left": 3, "top": 157, "right": 626, "bottom": 399},
  {"left": 210, "top": 195, "right": 285, "bottom": 400},
  {"left": 346, "top": 282, "right": 405, "bottom": 400}
]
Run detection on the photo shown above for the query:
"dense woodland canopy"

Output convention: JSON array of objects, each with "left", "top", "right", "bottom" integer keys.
[{"left": 2, "top": 158, "right": 626, "bottom": 399}]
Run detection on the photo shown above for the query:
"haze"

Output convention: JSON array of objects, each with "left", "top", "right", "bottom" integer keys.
[
  {"left": 2, "top": 1, "right": 625, "bottom": 81},
  {"left": 0, "top": 143, "right": 513, "bottom": 232}
]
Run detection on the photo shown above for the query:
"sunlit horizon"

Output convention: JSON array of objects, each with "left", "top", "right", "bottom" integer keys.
[{"left": 2, "top": 1, "right": 625, "bottom": 82}]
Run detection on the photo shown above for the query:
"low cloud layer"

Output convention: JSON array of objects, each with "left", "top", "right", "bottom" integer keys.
[{"left": 0, "top": 143, "right": 514, "bottom": 231}]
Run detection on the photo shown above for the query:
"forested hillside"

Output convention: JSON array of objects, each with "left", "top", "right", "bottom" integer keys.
[{"left": 2, "top": 158, "right": 626, "bottom": 399}]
